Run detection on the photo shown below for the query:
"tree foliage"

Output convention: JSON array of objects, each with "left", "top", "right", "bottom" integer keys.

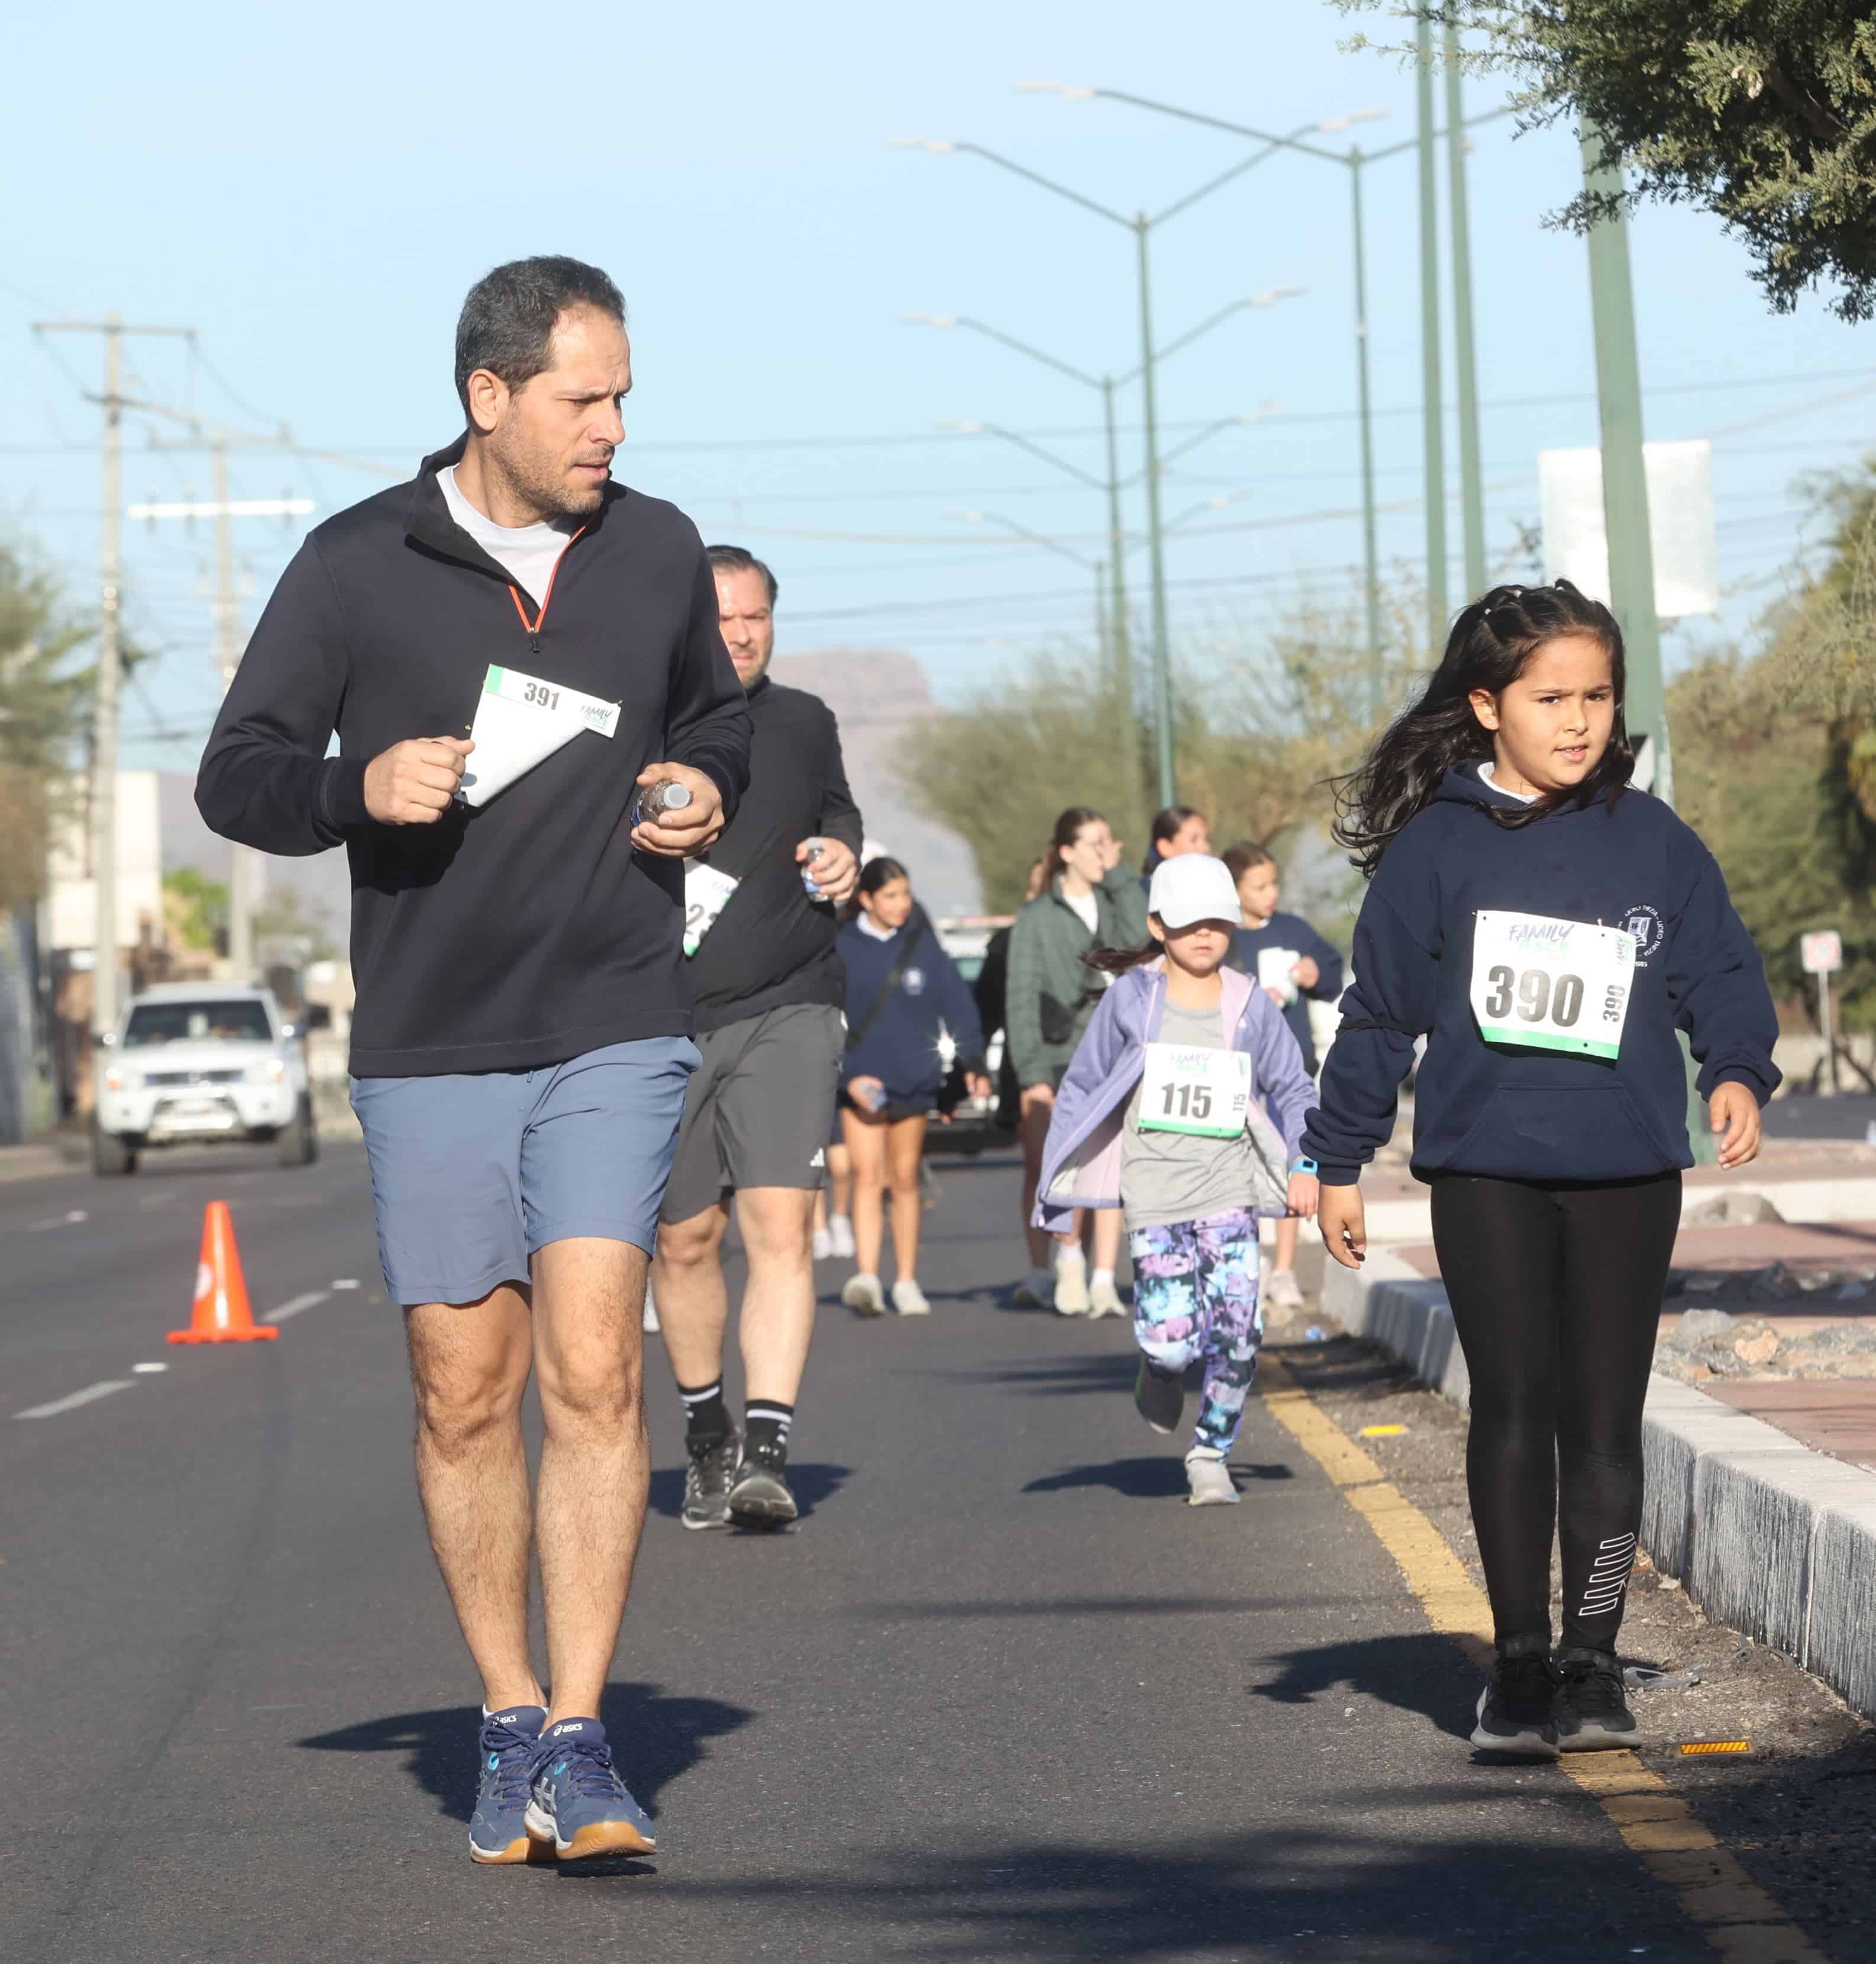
[
  {"left": 163, "top": 868, "right": 228, "bottom": 953},
  {"left": 0, "top": 538, "right": 90, "bottom": 912},
  {"left": 1344, "top": 4, "right": 1876, "bottom": 321}
]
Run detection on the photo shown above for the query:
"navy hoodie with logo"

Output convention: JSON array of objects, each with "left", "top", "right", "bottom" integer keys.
[
  {"left": 1300, "top": 763, "right": 1780, "bottom": 1186},
  {"left": 838, "top": 912, "right": 986, "bottom": 1103}
]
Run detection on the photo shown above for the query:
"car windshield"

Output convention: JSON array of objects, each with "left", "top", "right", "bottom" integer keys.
[
  {"left": 124, "top": 1001, "right": 273, "bottom": 1047},
  {"left": 952, "top": 955, "right": 984, "bottom": 984}
]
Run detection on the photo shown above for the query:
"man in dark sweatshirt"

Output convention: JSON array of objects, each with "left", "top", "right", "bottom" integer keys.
[
  {"left": 194, "top": 257, "right": 751, "bottom": 1867},
  {"left": 650, "top": 544, "right": 863, "bottom": 1533}
]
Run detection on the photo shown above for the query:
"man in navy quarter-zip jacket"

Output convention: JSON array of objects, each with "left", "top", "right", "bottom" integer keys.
[{"left": 195, "top": 257, "right": 751, "bottom": 1866}]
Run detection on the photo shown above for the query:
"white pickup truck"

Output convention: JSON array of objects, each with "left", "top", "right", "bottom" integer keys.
[{"left": 92, "top": 983, "right": 317, "bottom": 1176}]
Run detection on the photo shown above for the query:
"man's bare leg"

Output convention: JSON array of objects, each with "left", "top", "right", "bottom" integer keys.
[
  {"left": 531, "top": 1236, "right": 651, "bottom": 1726},
  {"left": 653, "top": 1201, "right": 732, "bottom": 1389},
  {"left": 735, "top": 1185, "right": 819, "bottom": 1404},
  {"left": 406, "top": 1285, "right": 541, "bottom": 1712}
]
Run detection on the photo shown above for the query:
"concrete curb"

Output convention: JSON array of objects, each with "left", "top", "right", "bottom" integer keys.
[{"left": 1318, "top": 1250, "right": 1876, "bottom": 1719}]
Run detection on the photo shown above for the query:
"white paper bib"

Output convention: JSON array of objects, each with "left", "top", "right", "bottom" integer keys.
[
  {"left": 1470, "top": 910, "right": 1637, "bottom": 1060},
  {"left": 682, "top": 862, "right": 741, "bottom": 958},
  {"left": 1137, "top": 1041, "right": 1253, "bottom": 1139},
  {"left": 456, "top": 664, "right": 617, "bottom": 810}
]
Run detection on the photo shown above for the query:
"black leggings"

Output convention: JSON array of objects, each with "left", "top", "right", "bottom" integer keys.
[{"left": 1429, "top": 1169, "right": 1681, "bottom": 1652}]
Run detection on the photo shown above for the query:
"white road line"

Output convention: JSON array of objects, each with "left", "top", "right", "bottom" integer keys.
[
  {"left": 25, "top": 1208, "right": 88, "bottom": 1233},
  {"left": 16, "top": 1380, "right": 137, "bottom": 1420},
  {"left": 263, "top": 1290, "right": 331, "bottom": 1324}
]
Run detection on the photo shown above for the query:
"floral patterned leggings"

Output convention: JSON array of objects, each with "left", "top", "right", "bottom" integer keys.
[{"left": 1127, "top": 1208, "right": 1264, "bottom": 1455}]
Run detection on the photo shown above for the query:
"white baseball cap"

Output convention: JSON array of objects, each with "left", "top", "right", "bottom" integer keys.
[{"left": 1148, "top": 853, "right": 1244, "bottom": 931}]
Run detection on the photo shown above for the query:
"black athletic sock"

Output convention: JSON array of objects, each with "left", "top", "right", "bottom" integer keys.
[
  {"left": 744, "top": 1399, "right": 795, "bottom": 1458},
  {"left": 678, "top": 1378, "right": 729, "bottom": 1446}
]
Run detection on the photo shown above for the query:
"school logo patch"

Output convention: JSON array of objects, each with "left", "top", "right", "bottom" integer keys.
[
  {"left": 1620, "top": 904, "right": 1664, "bottom": 968},
  {"left": 902, "top": 967, "right": 926, "bottom": 996}
]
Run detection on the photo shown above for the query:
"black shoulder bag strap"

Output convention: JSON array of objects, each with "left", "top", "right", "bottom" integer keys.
[{"left": 845, "top": 905, "right": 931, "bottom": 1052}]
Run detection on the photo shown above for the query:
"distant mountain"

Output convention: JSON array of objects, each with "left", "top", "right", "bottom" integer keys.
[{"left": 769, "top": 648, "right": 983, "bottom": 915}]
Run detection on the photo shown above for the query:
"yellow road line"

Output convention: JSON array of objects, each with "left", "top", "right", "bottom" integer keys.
[{"left": 1259, "top": 1357, "right": 1832, "bottom": 1964}]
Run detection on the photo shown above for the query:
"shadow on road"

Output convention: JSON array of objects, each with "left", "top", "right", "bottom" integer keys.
[
  {"left": 296, "top": 1679, "right": 756, "bottom": 1824},
  {"left": 1251, "top": 1632, "right": 1478, "bottom": 1741},
  {"left": 647, "top": 1460, "right": 853, "bottom": 1523},
  {"left": 1023, "top": 1455, "right": 1294, "bottom": 1498},
  {"left": 945, "top": 1354, "right": 1139, "bottom": 1395}
]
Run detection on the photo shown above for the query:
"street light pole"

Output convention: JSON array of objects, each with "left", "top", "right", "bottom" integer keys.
[
  {"left": 1133, "top": 218, "right": 1177, "bottom": 807},
  {"left": 1445, "top": 22, "right": 1487, "bottom": 595},
  {"left": 1416, "top": 17, "right": 1449, "bottom": 650},
  {"left": 1099, "top": 376, "right": 1135, "bottom": 787},
  {"left": 1349, "top": 150, "right": 1383, "bottom": 715}
]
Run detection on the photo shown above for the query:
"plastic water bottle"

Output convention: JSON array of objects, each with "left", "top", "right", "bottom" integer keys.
[
  {"left": 800, "top": 837, "right": 826, "bottom": 897},
  {"left": 631, "top": 779, "right": 692, "bottom": 830}
]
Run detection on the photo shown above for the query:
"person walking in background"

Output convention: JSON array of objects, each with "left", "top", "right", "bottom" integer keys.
[
  {"left": 1006, "top": 809, "right": 1148, "bottom": 1315},
  {"left": 1139, "top": 804, "right": 1212, "bottom": 895},
  {"left": 1034, "top": 854, "right": 1317, "bottom": 1504},
  {"left": 811, "top": 1138, "right": 855, "bottom": 1262},
  {"left": 837, "top": 857, "right": 989, "bottom": 1316},
  {"left": 974, "top": 856, "right": 1047, "bottom": 1147},
  {"left": 1223, "top": 840, "right": 1345, "bottom": 1309}
]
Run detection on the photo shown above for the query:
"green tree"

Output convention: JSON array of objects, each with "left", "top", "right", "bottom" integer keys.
[
  {"left": 1344, "top": 4, "right": 1876, "bottom": 320},
  {"left": 0, "top": 537, "right": 90, "bottom": 912},
  {"left": 163, "top": 867, "right": 229, "bottom": 953}
]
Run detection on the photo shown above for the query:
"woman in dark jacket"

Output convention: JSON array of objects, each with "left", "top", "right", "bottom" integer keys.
[{"left": 837, "top": 857, "right": 987, "bottom": 1318}]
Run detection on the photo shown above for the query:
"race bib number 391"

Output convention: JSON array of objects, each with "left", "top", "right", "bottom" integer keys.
[
  {"left": 1470, "top": 910, "right": 1637, "bottom": 1060},
  {"left": 1138, "top": 1043, "right": 1252, "bottom": 1139}
]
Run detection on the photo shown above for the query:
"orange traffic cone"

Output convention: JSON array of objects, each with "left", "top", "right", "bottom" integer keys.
[{"left": 168, "top": 1201, "right": 278, "bottom": 1344}]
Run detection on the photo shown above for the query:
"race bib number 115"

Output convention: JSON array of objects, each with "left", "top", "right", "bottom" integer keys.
[{"left": 1470, "top": 910, "right": 1637, "bottom": 1060}]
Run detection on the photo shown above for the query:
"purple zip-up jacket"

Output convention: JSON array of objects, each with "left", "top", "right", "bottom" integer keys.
[{"left": 1031, "top": 960, "right": 1314, "bottom": 1233}]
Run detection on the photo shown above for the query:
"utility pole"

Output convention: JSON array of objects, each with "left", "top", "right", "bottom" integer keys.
[
  {"left": 1445, "top": 23, "right": 1487, "bottom": 596},
  {"left": 1135, "top": 218, "right": 1176, "bottom": 810},
  {"left": 1099, "top": 375, "right": 1136, "bottom": 799},
  {"left": 1349, "top": 150, "right": 1383, "bottom": 715},
  {"left": 31, "top": 315, "right": 194, "bottom": 1040},
  {"left": 1416, "top": 15, "right": 1448, "bottom": 652}
]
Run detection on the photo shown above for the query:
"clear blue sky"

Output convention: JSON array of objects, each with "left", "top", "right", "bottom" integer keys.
[{"left": 4, "top": 0, "right": 1870, "bottom": 773}]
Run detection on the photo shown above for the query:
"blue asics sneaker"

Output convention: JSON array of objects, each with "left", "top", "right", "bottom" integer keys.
[
  {"left": 525, "top": 1718, "right": 657, "bottom": 1860},
  {"left": 468, "top": 1704, "right": 547, "bottom": 1863}
]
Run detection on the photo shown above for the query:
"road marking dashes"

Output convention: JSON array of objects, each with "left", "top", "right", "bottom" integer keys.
[
  {"left": 264, "top": 1291, "right": 330, "bottom": 1324},
  {"left": 15, "top": 1380, "right": 137, "bottom": 1420}
]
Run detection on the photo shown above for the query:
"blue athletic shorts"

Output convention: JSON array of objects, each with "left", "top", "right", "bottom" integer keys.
[{"left": 350, "top": 1037, "right": 700, "bottom": 1306}]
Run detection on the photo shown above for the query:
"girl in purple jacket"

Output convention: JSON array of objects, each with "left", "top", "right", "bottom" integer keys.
[{"left": 1033, "top": 854, "right": 1319, "bottom": 1505}]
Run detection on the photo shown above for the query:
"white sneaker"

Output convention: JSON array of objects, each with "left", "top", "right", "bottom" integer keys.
[
  {"left": 891, "top": 1278, "right": 931, "bottom": 1316},
  {"left": 811, "top": 1226, "right": 834, "bottom": 1262},
  {"left": 1054, "top": 1251, "right": 1090, "bottom": 1317},
  {"left": 841, "top": 1272, "right": 886, "bottom": 1317},
  {"left": 1267, "top": 1269, "right": 1305, "bottom": 1310},
  {"left": 827, "top": 1214, "right": 856, "bottom": 1259},
  {"left": 642, "top": 1283, "right": 660, "bottom": 1333},
  {"left": 1186, "top": 1451, "right": 1239, "bottom": 1507},
  {"left": 1087, "top": 1275, "right": 1126, "bottom": 1319},
  {"left": 1012, "top": 1268, "right": 1055, "bottom": 1308}
]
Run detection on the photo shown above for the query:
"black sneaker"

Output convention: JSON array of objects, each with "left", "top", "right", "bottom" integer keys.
[
  {"left": 1471, "top": 1639, "right": 1560, "bottom": 1757},
  {"left": 1134, "top": 1357, "right": 1184, "bottom": 1435},
  {"left": 682, "top": 1428, "right": 741, "bottom": 1531},
  {"left": 728, "top": 1437, "right": 797, "bottom": 1527},
  {"left": 1555, "top": 1646, "right": 1638, "bottom": 1751}
]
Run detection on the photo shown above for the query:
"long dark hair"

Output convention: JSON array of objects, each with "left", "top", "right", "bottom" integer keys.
[
  {"left": 1042, "top": 806, "right": 1105, "bottom": 883},
  {"left": 1141, "top": 804, "right": 1205, "bottom": 874},
  {"left": 1332, "top": 579, "right": 1632, "bottom": 877},
  {"left": 843, "top": 853, "right": 911, "bottom": 927}
]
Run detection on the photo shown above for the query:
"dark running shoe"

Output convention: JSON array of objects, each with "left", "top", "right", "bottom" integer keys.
[
  {"left": 525, "top": 1718, "right": 656, "bottom": 1860},
  {"left": 1133, "top": 1356, "right": 1184, "bottom": 1435},
  {"left": 468, "top": 1703, "right": 546, "bottom": 1863},
  {"left": 682, "top": 1429, "right": 742, "bottom": 1531},
  {"left": 1555, "top": 1646, "right": 1638, "bottom": 1751},
  {"left": 1471, "top": 1640, "right": 1560, "bottom": 1758},
  {"left": 728, "top": 1436, "right": 798, "bottom": 1527}
]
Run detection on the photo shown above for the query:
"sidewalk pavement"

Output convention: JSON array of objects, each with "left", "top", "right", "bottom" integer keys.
[
  {"left": 0, "top": 1139, "right": 82, "bottom": 1184},
  {"left": 1320, "top": 1221, "right": 1876, "bottom": 1722}
]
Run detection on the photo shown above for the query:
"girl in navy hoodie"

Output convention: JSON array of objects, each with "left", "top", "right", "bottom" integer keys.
[
  {"left": 1303, "top": 580, "right": 1778, "bottom": 1758},
  {"left": 837, "top": 857, "right": 987, "bottom": 1318}
]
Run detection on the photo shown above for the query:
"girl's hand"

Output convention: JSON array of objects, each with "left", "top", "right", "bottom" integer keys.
[
  {"left": 1318, "top": 1184, "right": 1366, "bottom": 1269},
  {"left": 1293, "top": 955, "right": 1320, "bottom": 991},
  {"left": 1286, "top": 1171, "right": 1319, "bottom": 1219},
  {"left": 1709, "top": 1082, "right": 1762, "bottom": 1169},
  {"left": 847, "top": 1075, "right": 886, "bottom": 1114}
]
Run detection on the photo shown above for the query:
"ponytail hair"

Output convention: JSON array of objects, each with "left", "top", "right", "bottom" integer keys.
[
  {"left": 1084, "top": 930, "right": 1163, "bottom": 977},
  {"left": 1332, "top": 578, "right": 1632, "bottom": 878}
]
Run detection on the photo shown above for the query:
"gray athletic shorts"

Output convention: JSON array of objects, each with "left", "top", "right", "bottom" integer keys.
[
  {"left": 350, "top": 1037, "right": 699, "bottom": 1305},
  {"left": 660, "top": 1002, "right": 844, "bottom": 1225}
]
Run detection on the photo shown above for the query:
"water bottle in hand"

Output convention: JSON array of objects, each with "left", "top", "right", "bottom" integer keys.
[
  {"left": 631, "top": 779, "right": 693, "bottom": 830},
  {"left": 800, "top": 837, "right": 826, "bottom": 897}
]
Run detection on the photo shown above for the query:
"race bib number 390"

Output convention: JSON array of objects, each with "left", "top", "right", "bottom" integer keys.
[
  {"left": 1138, "top": 1043, "right": 1252, "bottom": 1139},
  {"left": 1470, "top": 911, "right": 1637, "bottom": 1060}
]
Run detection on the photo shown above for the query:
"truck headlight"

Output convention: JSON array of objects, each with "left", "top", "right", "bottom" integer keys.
[
  {"left": 104, "top": 1067, "right": 127, "bottom": 1092},
  {"left": 255, "top": 1059, "right": 287, "bottom": 1083}
]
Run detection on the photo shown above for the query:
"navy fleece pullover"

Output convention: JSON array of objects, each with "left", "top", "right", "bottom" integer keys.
[
  {"left": 1300, "top": 764, "right": 1779, "bottom": 1186},
  {"left": 838, "top": 914, "right": 986, "bottom": 1102}
]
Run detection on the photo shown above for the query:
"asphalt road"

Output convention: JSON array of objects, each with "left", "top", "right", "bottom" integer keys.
[{"left": 0, "top": 1140, "right": 1825, "bottom": 1962}]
